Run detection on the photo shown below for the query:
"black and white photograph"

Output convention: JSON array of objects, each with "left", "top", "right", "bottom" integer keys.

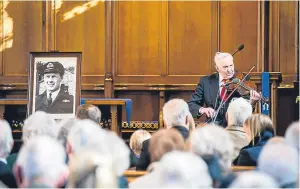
[{"left": 28, "top": 52, "right": 81, "bottom": 119}]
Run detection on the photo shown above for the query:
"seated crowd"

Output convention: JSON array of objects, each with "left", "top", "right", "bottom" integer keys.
[{"left": 0, "top": 98, "right": 298, "bottom": 188}]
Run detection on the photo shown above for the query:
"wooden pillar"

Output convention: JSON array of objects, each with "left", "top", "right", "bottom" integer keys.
[
  {"left": 271, "top": 80, "right": 279, "bottom": 135},
  {"left": 159, "top": 91, "right": 165, "bottom": 128}
]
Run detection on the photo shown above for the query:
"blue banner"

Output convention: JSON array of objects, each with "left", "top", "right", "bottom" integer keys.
[{"left": 261, "top": 72, "right": 270, "bottom": 115}]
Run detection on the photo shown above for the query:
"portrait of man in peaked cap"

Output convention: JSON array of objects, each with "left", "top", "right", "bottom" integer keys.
[
  {"left": 34, "top": 61, "right": 75, "bottom": 115},
  {"left": 29, "top": 52, "right": 81, "bottom": 119}
]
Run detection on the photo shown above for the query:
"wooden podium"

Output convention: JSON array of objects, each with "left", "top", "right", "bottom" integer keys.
[{"left": 81, "top": 98, "right": 132, "bottom": 136}]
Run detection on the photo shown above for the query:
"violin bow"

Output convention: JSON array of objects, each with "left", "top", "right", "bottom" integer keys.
[{"left": 212, "top": 65, "right": 256, "bottom": 123}]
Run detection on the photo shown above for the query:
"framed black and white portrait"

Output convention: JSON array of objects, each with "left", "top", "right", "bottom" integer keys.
[{"left": 28, "top": 52, "right": 82, "bottom": 119}]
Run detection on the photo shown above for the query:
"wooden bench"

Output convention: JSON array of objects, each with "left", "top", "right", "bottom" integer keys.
[{"left": 124, "top": 166, "right": 256, "bottom": 182}]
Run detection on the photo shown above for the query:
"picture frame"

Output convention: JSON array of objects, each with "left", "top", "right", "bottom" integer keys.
[{"left": 28, "top": 52, "right": 82, "bottom": 120}]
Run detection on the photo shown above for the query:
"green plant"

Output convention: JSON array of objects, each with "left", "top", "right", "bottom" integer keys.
[{"left": 296, "top": 96, "right": 300, "bottom": 103}]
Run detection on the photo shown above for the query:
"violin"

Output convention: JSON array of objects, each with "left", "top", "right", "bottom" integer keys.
[{"left": 223, "top": 71, "right": 269, "bottom": 103}]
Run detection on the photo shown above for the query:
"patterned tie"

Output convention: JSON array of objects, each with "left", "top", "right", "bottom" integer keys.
[
  {"left": 220, "top": 80, "right": 229, "bottom": 101},
  {"left": 47, "top": 92, "right": 52, "bottom": 106}
]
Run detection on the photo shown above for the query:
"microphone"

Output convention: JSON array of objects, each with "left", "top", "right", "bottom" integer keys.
[{"left": 232, "top": 44, "right": 244, "bottom": 56}]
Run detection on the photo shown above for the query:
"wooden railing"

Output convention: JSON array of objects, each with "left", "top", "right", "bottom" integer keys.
[{"left": 124, "top": 166, "right": 255, "bottom": 182}]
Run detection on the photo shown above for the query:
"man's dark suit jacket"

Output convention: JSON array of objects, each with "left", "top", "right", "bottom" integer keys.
[
  {"left": 0, "top": 161, "right": 17, "bottom": 188},
  {"left": 35, "top": 88, "right": 74, "bottom": 114},
  {"left": 136, "top": 126, "right": 189, "bottom": 171},
  {"left": 187, "top": 73, "right": 249, "bottom": 127}
]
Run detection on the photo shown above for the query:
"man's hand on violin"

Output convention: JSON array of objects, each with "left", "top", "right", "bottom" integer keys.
[
  {"left": 249, "top": 90, "right": 261, "bottom": 105},
  {"left": 200, "top": 107, "right": 215, "bottom": 118}
]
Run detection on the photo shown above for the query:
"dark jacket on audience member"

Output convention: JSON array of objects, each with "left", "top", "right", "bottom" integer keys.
[
  {"left": 0, "top": 161, "right": 17, "bottom": 188},
  {"left": 136, "top": 126, "right": 189, "bottom": 171},
  {"left": 233, "top": 128, "right": 274, "bottom": 166}
]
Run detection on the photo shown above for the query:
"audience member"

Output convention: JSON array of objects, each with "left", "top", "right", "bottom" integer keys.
[
  {"left": 76, "top": 104, "right": 101, "bottom": 124},
  {"left": 14, "top": 136, "right": 68, "bottom": 188},
  {"left": 68, "top": 149, "right": 118, "bottom": 188},
  {"left": 258, "top": 140, "right": 298, "bottom": 188},
  {"left": 284, "top": 120, "right": 299, "bottom": 151},
  {"left": 225, "top": 97, "right": 252, "bottom": 161},
  {"left": 130, "top": 151, "right": 212, "bottom": 188},
  {"left": 67, "top": 120, "right": 130, "bottom": 188},
  {"left": 0, "top": 120, "right": 16, "bottom": 188},
  {"left": 229, "top": 171, "right": 278, "bottom": 188},
  {"left": 57, "top": 118, "right": 77, "bottom": 149},
  {"left": 233, "top": 114, "right": 274, "bottom": 166},
  {"left": 136, "top": 98, "right": 190, "bottom": 170},
  {"left": 148, "top": 129, "right": 185, "bottom": 171},
  {"left": 189, "top": 124, "right": 234, "bottom": 187},
  {"left": 7, "top": 111, "right": 58, "bottom": 171},
  {"left": 129, "top": 129, "right": 151, "bottom": 158}
]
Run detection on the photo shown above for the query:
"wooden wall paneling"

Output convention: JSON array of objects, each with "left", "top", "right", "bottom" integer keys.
[
  {"left": 42, "top": 1, "right": 53, "bottom": 51},
  {"left": 168, "top": 1, "right": 214, "bottom": 76},
  {"left": 219, "top": 1, "right": 261, "bottom": 72},
  {"left": 2, "top": 1, "right": 42, "bottom": 78},
  {"left": 269, "top": 1, "right": 280, "bottom": 73},
  {"left": 278, "top": 1, "right": 298, "bottom": 84},
  {"left": 55, "top": 1, "right": 105, "bottom": 90},
  {"left": 113, "top": 1, "right": 167, "bottom": 83},
  {"left": 115, "top": 91, "right": 159, "bottom": 122},
  {"left": 105, "top": 1, "right": 113, "bottom": 98},
  {"left": 0, "top": 1, "right": 3, "bottom": 76},
  {"left": 269, "top": 1, "right": 298, "bottom": 85}
]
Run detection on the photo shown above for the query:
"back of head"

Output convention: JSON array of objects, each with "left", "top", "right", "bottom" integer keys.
[
  {"left": 68, "top": 149, "right": 118, "bottom": 188},
  {"left": 163, "top": 99, "right": 189, "bottom": 129},
  {"left": 258, "top": 140, "right": 298, "bottom": 187},
  {"left": 16, "top": 135, "right": 67, "bottom": 187},
  {"left": 57, "top": 118, "right": 77, "bottom": 147},
  {"left": 86, "top": 130, "right": 130, "bottom": 176},
  {"left": 227, "top": 97, "right": 252, "bottom": 126},
  {"left": 0, "top": 120, "right": 13, "bottom": 158},
  {"left": 244, "top": 114, "right": 274, "bottom": 142},
  {"left": 76, "top": 104, "right": 101, "bottom": 124},
  {"left": 155, "top": 151, "right": 212, "bottom": 188},
  {"left": 129, "top": 129, "right": 151, "bottom": 156},
  {"left": 149, "top": 129, "right": 185, "bottom": 162},
  {"left": 284, "top": 121, "right": 299, "bottom": 151},
  {"left": 67, "top": 119, "right": 105, "bottom": 154},
  {"left": 229, "top": 171, "right": 278, "bottom": 188},
  {"left": 22, "top": 111, "right": 57, "bottom": 143},
  {"left": 190, "top": 124, "right": 234, "bottom": 172}
]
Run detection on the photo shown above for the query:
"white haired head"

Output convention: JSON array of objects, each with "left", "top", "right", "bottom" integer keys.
[
  {"left": 227, "top": 97, "right": 252, "bottom": 127},
  {"left": 154, "top": 151, "right": 212, "bottom": 188},
  {"left": 67, "top": 119, "right": 104, "bottom": 155},
  {"left": 284, "top": 121, "right": 300, "bottom": 151},
  {"left": 258, "top": 140, "right": 298, "bottom": 187},
  {"left": 22, "top": 111, "right": 57, "bottom": 143},
  {"left": 0, "top": 120, "right": 13, "bottom": 158},
  {"left": 86, "top": 131, "right": 130, "bottom": 176},
  {"left": 14, "top": 136, "right": 67, "bottom": 188},
  {"left": 68, "top": 149, "right": 118, "bottom": 188},
  {"left": 214, "top": 52, "right": 235, "bottom": 79},
  {"left": 214, "top": 52, "right": 233, "bottom": 65},
  {"left": 57, "top": 118, "right": 77, "bottom": 148},
  {"left": 68, "top": 120, "right": 130, "bottom": 176},
  {"left": 229, "top": 171, "right": 278, "bottom": 188},
  {"left": 163, "top": 99, "right": 190, "bottom": 129},
  {"left": 190, "top": 124, "right": 234, "bottom": 172}
]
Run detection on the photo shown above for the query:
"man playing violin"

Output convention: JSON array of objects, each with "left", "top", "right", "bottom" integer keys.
[{"left": 187, "top": 52, "right": 261, "bottom": 127}]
